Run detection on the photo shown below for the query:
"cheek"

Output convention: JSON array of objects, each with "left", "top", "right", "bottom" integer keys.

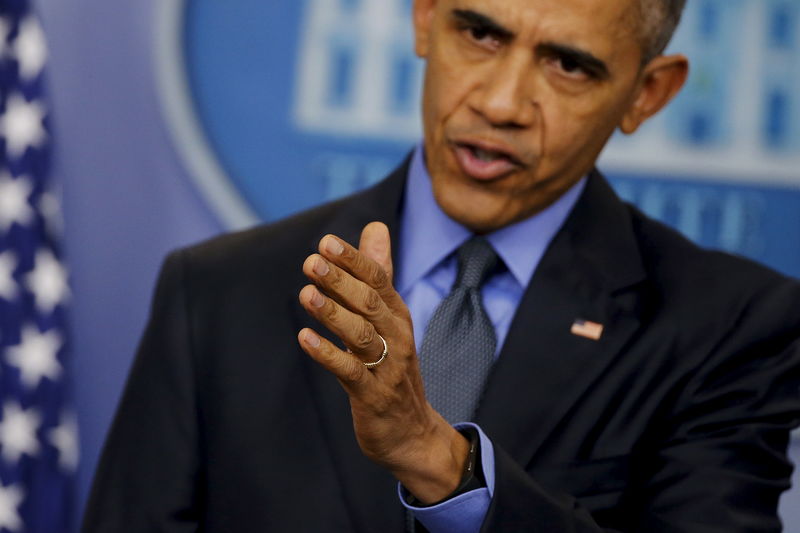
[
  {"left": 424, "top": 39, "right": 485, "bottom": 129},
  {"left": 540, "top": 91, "right": 626, "bottom": 159},
  {"left": 428, "top": 69, "right": 468, "bottom": 124}
]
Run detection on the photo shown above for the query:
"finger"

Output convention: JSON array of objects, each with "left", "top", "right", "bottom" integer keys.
[
  {"left": 359, "top": 222, "right": 393, "bottom": 284},
  {"left": 319, "top": 234, "right": 390, "bottom": 292},
  {"left": 303, "top": 254, "right": 394, "bottom": 334},
  {"left": 297, "top": 328, "right": 369, "bottom": 388},
  {"left": 299, "top": 284, "right": 388, "bottom": 362},
  {"left": 358, "top": 222, "right": 409, "bottom": 315},
  {"left": 319, "top": 234, "right": 406, "bottom": 314}
]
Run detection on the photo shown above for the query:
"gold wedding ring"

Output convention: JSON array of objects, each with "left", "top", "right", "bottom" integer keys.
[{"left": 363, "top": 334, "right": 389, "bottom": 369}]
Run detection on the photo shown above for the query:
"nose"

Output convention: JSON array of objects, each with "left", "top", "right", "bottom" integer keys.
[{"left": 470, "top": 50, "right": 537, "bottom": 128}]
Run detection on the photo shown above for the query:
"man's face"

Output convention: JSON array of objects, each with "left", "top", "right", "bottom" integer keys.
[{"left": 414, "top": 0, "right": 657, "bottom": 232}]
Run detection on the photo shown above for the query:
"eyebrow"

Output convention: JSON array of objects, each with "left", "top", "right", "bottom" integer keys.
[
  {"left": 451, "top": 8, "right": 611, "bottom": 80},
  {"left": 452, "top": 9, "right": 513, "bottom": 40},
  {"left": 538, "top": 42, "right": 610, "bottom": 79}
]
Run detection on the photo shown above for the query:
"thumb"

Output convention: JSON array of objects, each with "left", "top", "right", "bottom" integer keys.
[{"left": 359, "top": 221, "right": 393, "bottom": 284}]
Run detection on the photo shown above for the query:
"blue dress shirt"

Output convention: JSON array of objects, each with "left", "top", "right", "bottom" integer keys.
[{"left": 395, "top": 146, "right": 586, "bottom": 532}]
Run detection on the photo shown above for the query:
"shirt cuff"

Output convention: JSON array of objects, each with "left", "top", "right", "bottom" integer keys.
[{"left": 397, "top": 422, "right": 495, "bottom": 533}]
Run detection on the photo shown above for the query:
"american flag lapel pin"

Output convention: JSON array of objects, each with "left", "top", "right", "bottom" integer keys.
[{"left": 571, "top": 319, "right": 604, "bottom": 341}]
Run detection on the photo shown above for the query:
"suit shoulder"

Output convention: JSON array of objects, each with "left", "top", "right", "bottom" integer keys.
[
  {"left": 193, "top": 200, "right": 343, "bottom": 262},
  {"left": 162, "top": 196, "right": 351, "bottom": 295},
  {"left": 169, "top": 159, "right": 408, "bottom": 283},
  {"left": 627, "top": 203, "right": 792, "bottom": 284},
  {"left": 625, "top": 203, "right": 800, "bottom": 329}
]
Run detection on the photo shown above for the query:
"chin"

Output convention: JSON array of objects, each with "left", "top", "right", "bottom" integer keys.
[
  {"left": 430, "top": 166, "right": 520, "bottom": 229},
  {"left": 441, "top": 204, "right": 506, "bottom": 233}
]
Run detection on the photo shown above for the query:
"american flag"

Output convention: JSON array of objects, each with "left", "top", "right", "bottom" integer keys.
[
  {"left": 570, "top": 319, "right": 604, "bottom": 341},
  {"left": 0, "top": 1, "right": 77, "bottom": 532}
]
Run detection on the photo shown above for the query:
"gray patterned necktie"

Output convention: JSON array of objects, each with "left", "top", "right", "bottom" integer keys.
[{"left": 419, "top": 236, "right": 499, "bottom": 424}]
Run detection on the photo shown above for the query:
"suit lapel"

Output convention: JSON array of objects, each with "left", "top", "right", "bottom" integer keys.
[
  {"left": 293, "top": 159, "right": 410, "bottom": 532},
  {"left": 475, "top": 171, "right": 647, "bottom": 466}
]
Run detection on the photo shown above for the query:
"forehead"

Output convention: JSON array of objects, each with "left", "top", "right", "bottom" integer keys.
[{"left": 441, "top": 0, "right": 642, "bottom": 56}]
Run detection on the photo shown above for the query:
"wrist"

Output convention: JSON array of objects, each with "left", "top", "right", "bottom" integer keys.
[
  {"left": 405, "top": 425, "right": 484, "bottom": 507},
  {"left": 391, "top": 414, "right": 470, "bottom": 503}
]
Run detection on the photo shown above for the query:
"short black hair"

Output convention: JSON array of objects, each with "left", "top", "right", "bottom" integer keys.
[{"left": 639, "top": 0, "right": 687, "bottom": 62}]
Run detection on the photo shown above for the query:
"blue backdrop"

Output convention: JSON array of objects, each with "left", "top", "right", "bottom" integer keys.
[
  {"left": 173, "top": 0, "right": 800, "bottom": 276},
  {"left": 34, "top": 0, "right": 800, "bottom": 529}
]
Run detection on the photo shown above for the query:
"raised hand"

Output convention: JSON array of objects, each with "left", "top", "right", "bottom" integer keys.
[{"left": 297, "top": 222, "right": 469, "bottom": 503}]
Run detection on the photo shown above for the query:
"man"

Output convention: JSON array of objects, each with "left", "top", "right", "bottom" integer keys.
[{"left": 84, "top": 0, "right": 800, "bottom": 531}]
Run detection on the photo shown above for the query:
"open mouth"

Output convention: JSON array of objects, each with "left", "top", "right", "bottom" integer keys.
[
  {"left": 472, "top": 146, "right": 509, "bottom": 162},
  {"left": 453, "top": 142, "right": 522, "bottom": 180}
]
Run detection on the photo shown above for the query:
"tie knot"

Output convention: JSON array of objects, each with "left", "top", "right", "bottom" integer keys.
[{"left": 455, "top": 236, "right": 498, "bottom": 289}]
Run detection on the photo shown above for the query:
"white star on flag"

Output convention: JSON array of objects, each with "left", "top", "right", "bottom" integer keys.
[
  {"left": 0, "top": 403, "right": 41, "bottom": 464},
  {"left": 5, "top": 325, "right": 63, "bottom": 390},
  {"left": 0, "top": 252, "right": 18, "bottom": 302},
  {"left": 0, "top": 92, "right": 47, "bottom": 158},
  {"left": 0, "top": 482, "right": 24, "bottom": 532},
  {"left": 1, "top": 4, "right": 74, "bottom": 529},
  {"left": 25, "top": 248, "right": 70, "bottom": 313},
  {"left": 12, "top": 17, "right": 47, "bottom": 81},
  {"left": 48, "top": 412, "right": 79, "bottom": 473},
  {"left": 0, "top": 173, "right": 34, "bottom": 231}
]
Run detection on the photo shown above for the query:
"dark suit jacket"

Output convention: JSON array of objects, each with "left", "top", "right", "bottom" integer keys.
[{"left": 83, "top": 161, "right": 800, "bottom": 532}]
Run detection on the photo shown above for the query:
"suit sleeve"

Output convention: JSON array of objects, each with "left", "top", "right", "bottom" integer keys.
[
  {"left": 481, "top": 297, "right": 800, "bottom": 532},
  {"left": 632, "top": 338, "right": 800, "bottom": 532},
  {"left": 82, "top": 250, "right": 203, "bottom": 533}
]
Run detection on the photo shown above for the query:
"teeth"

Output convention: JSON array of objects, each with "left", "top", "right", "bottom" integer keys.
[{"left": 473, "top": 148, "right": 503, "bottom": 162}]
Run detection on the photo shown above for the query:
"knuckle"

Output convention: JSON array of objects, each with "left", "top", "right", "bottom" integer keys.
[
  {"left": 363, "top": 289, "right": 382, "bottom": 316},
  {"left": 341, "top": 358, "right": 364, "bottom": 382},
  {"left": 325, "top": 266, "right": 342, "bottom": 289},
  {"left": 371, "top": 264, "right": 389, "bottom": 289},
  {"left": 322, "top": 302, "right": 338, "bottom": 322},
  {"left": 354, "top": 320, "right": 376, "bottom": 350}
]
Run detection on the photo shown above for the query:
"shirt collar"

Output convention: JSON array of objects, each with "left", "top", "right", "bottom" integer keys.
[{"left": 396, "top": 144, "right": 586, "bottom": 293}]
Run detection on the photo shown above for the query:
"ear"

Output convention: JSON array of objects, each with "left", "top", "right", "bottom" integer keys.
[
  {"left": 413, "top": 0, "right": 437, "bottom": 58},
  {"left": 620, "top": 54, "right": 689, "bottom": 134}
]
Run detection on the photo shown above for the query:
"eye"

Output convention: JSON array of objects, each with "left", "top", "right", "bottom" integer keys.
[
  {"left": 463, "top": 24, "right": 502, "bottom": 50},
  {"left": 549, "top": 56, "right": 592, "bottom": 81},
  {"left": 469, "top": 26, "right": 489, "bottom": 41},
  {"left": 559, "top": 57, "right": 582, "bottom": 74}
]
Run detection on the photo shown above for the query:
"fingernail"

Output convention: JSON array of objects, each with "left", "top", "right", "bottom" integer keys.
[
  {"left": 313, "top": 258, "right": 329, "bottom": 276},
  {"left": 325, "top": 237, "right": 344, "bottom": 256},
  {"left": 303, "top": 330, "right": 320, "bottom": 348},
  {"left": 310, "top": 289, "right": 325, "bottom": 308}
]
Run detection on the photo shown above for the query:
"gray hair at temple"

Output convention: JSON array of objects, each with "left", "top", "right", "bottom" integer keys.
[{"left": 638, "top": 0, "right": 687, "bottom": 62}]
